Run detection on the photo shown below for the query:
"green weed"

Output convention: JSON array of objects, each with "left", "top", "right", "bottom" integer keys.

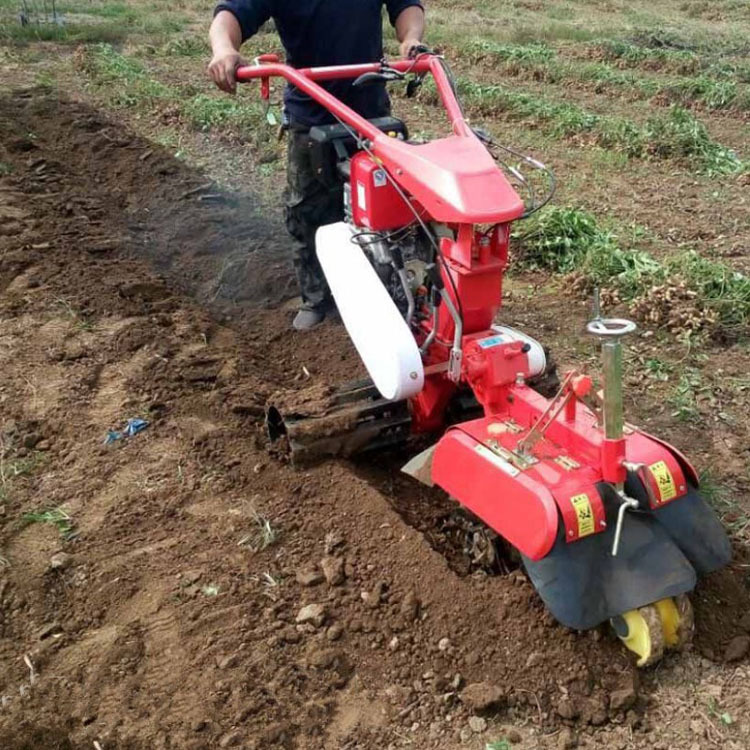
[
  {"left": 467, "top": 40, "right": 555, "bottom": 64},
  {"left": 22, "top": 507, "right": 75, "bottom": 540},
  {"left": 183, "top": 94, "right": 262, "bottom": 132},
  {"left": 0, "top": 21, "right": 128, "bottom": 45},
  {"left": 513, "top": 207, "right": 661, "bottom": 295},
  {"left": 0, "top": 162, "right": 12, "bottom": 176},
  {"left": 699, "top": 470, "right": 750, "bottom": 535},
  {"left": 451, "top": 78, "right": 743, "bottom": 173},
  {"left": 643, "top": 107, "right": 743, "bottom": 174},
  {"left": 644, "top": 357, "right": 673, "bottom": 381},
  {"left": 513, "top": 206, "right": 748, "bottom": 337},
  {"left": 665, "top": 251, "right": 750, "bottom": 332},
  {"left": 161, "top": 37, "right": 210, "bottom": 57},
  {"left": 668, "top": 369, "right": 704, "bottom": 422}
]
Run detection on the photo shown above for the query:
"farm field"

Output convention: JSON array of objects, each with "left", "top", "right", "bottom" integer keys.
[{"left": 0, "top": 0, "right": 749, "bottom": 748}]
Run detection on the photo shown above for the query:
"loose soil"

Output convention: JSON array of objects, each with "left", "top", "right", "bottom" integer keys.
[{"left": 1, "top": 91, "right": 749, "bottom": 750}]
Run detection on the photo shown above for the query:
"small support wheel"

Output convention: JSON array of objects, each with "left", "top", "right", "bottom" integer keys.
[
  {"left": 655, "top": 594, "right": 694, "bottom": 651},
  {"left": 611, "top": 605, "right": 665, "bottom": 667}
]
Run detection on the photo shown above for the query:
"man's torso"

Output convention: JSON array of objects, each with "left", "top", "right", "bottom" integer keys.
[{"left": 272, "top": 0, "right": 390, "bottom": 127}]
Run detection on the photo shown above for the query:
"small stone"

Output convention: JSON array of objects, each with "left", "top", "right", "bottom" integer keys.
[
  {"left": 388, "top": 636, "right": 399, "bottom": 651},
  {"left": 296, "top": 603, "right": 327, "bottom": 628},
  {"left": 460, "top": 682, "right": 505, "bottom": 713},
  {"left": 49, "top": 552, "right": 72, "bottom": 571},
  {"left": 326, "top": 623, "right": 343, "bottom": 642},
  {"left": 400, "top": 590, "right": 420, "bottom": 621},
  {"left": 39, "top": 622, "right": 62, "bottom": 640},
  {"left": 438, "top": 637, "right": 450, "bottom": 652},
  {"left": 609, "top": 685, "right": 637, "bottom": 712},
  {"left": 324, "top": 530, "right": 344, "bottom": 554},
  {"left": 183, "top": 570, "right": 202, "bottom": 585},
  {"left": 459, "top": 727, "right": 472, "bottom": 743},
  {"left": 507, "top": 728, "right": 522, "bottom": 744},
  {"left": 556, "top": 698, "right": 579, "bottom": 720},
  {"left": 724, "top": 634, "right": 750, "bottom": 662},
  {"left": 217, "top": 654, "right": 240, "bottom": 669},
  {"left": 362, "top": 580, "right": 387, "bottom": 608},
  {"left": 525, "top": 651, "right": 543, "bottom": 668},
  {"left": 192, "top": 719, "right": 207, "bottom": 733},
  {"left": 295, "top": 567, "right": 324, "bottom": 587},
  {"left": 468, "top": 716, "right": 487, "bottom": 733},
  {"left": 281, "top": 627, "right": 301, "bottom": 644},
  {"left": 219, "top": 730, "right": 242, "bottom": 747},
  {"left": 557, "top": 727, "right": 577, "bottom": 749},
  {"left": 321, "top": 555, "right": 345, "bottom": 586}
]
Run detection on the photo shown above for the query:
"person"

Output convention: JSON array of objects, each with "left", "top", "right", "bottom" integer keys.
[{"left": 208, "top": 0, "right": 425, "bottom": 330}]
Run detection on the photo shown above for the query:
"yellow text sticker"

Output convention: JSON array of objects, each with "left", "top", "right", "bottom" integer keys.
[
  {"left": 649, "top": 460, "right": 677, "bottom": 503},
  {"left": 570, "top": 493, "right": 595, "bottom": 537}
]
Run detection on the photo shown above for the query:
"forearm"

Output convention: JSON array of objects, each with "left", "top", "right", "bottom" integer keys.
[
  {"left": 394, "top": 6, "right": 425, "bottom": 44},
  {"left": 209, "top": 10, "right": 243, "bottom": 53}
]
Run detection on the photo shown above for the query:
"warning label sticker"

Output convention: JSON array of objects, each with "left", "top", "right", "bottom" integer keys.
[
  {"left": 570, "top": 493, "right": 595, "bottom": 537},
  {"left": 649, "top": 460, "right": 677, "bottom": 503}
]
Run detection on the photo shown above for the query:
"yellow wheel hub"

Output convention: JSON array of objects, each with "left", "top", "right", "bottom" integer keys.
[{"left": 613, "top": 595, "right": 694, "bottom": 667}]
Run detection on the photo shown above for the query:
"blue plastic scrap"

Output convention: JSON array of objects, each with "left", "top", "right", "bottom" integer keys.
[{"left": 105, "top": 418, "right": 149, "bottom": 445}]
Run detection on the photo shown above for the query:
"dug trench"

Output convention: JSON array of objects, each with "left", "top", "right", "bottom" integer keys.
[{"left": 0, "top": 90, "right": 749, "bottom": 749}]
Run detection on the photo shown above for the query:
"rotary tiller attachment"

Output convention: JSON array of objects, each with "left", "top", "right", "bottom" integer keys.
[{"left": 422, "top": 305, "right": 731, "bottom": 667}]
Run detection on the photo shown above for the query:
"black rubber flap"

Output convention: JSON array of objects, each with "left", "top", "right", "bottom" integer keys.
[
  {"left": 625, "top": 477, "right": 732, "bottom": 576},
  {"left": 522, "top": 483, "right": 698, "bottom": 630}
]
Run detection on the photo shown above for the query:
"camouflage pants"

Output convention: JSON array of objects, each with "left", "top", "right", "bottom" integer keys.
[{"left": 285, "top": 129, "right": 344, "bottom": 310}]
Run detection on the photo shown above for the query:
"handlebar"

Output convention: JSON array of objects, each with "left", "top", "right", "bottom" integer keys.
[{"left": 234, "top": 54, "right": 469, "bottom": 140}]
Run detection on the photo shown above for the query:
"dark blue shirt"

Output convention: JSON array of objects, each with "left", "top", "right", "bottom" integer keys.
[{"left": 214, "top": 0, "right": 423, "bottom": 127}]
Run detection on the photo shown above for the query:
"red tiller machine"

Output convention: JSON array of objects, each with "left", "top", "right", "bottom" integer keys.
[{"left": 238, "top": 52, "right": 731, "bottom": 666}]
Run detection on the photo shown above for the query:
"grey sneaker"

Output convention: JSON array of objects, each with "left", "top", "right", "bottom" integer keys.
[{"left": 293, "top": 306, "right": 326, "bottom": 330}]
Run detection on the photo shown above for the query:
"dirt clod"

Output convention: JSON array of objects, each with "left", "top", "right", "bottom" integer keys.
[
  {"left": 460, "top": 682, "right": 505, "bottom": 714},
  {"left": 609, "top": 684, "right": 637, "bottom": 713},
  {"left": 295, "top": 566, "right": 324, "bottom": 587},
  {"left": 723, "top": 634, "right": 750, "bottom": 662},
  {"left": 557, "top": 726, "right": 578, "bottom": 749},
  {"left": 48, "top": 552, "right": 72, "bottom": 571},
  {"left": 296, "top": 603, "right": 327, "bottom": 627},
  {"left": 320, "top": 555, "right": 345, "bottom": 586},
  {"left": 468, "top": 715, "right": 487, "bottom": 733},
  {"left": 400, "top": 590, "right": 420, "bottom": 621},
  {"left": 557, "top": 697, "right": 580, "bottom": 720}
]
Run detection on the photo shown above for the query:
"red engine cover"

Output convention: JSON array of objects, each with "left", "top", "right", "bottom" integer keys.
[{"left": 351, "top": 152, "right": 417, "bottom": 231}]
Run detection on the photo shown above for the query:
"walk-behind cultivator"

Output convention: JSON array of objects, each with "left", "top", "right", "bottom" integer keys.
[{"left": 240, "top": 51, "right": 731, "bottom": 666}]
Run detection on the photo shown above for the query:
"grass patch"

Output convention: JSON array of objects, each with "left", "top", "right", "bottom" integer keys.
[
  {"left": 668, "top": 368, "right": 704, "bottom": 421},
  {"left": 467, "top": 40, "right": 556, "bottom": 65},
  {"left": 513, "top": 206, "right": 750, "bottom": 336},
  {"left": 160, "top": 36, "right": 210, "bottom": 58},
  {"left": 699, "top": 470, "right": 750, "bottom": 536},
  {"left": 452, "top": 78, "right": 744, "bottom": 173},
  {"left": 0, "top": 161, "right": 13, "bottom": 176},
  {"left": 0, "top": 20, "right": 128, "bottom": 45},
  {"left": 664, "top": 251, "right": 750, "bottom": 333},
  {"left": 0, "top": 451, "right": 45, "bottom": 501},
  {"left": 22, "top": 506, "right": 75, "bottom": 540},
  {"left": 466, "top": 41, "right": 747, "bottom": 111},
  {"left": 78, "top": 45, "right": 266, "bottom": 136},
  {"left": 183, "top": 94, "right": 262, "bottom": 132}
]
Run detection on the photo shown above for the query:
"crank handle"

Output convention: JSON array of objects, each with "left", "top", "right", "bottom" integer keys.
[{"left": 611, "top": 493, "right": 639, "bottom": 557}]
